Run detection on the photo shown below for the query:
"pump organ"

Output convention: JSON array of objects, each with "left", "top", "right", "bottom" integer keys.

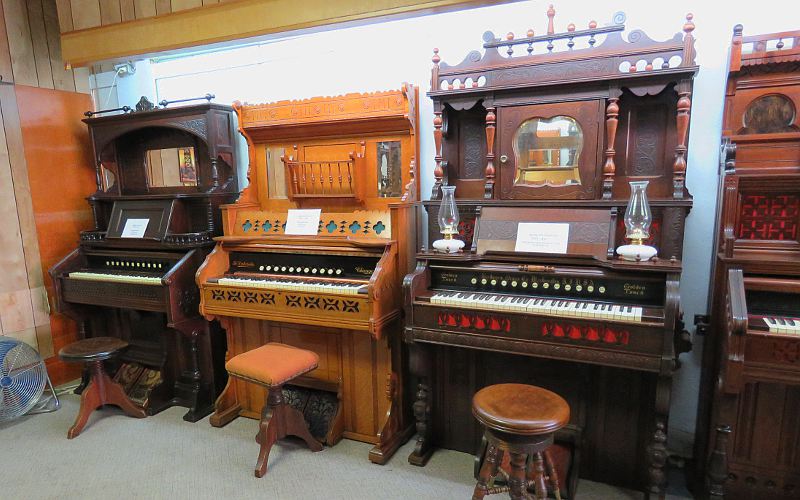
[
  {"left": 50, "top": 100, "right": 239, "bottom": 421},
  {"left": 404, "top": 7, "right": 696, "bottom": 498},
  {"left": 197, "top": 86, "right": 419, "bottom": 464},
  {"left": 698, "top": 27, "right": 800, "bottom": 500}
]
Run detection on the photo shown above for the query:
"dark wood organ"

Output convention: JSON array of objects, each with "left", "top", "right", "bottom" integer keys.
[
  {"left": 197, "top": 87, "right": 420, "bottom": 464},
  {"left": 698, "top": 27, "right": 800, "bottom": 500},
  {"left": 406, "top": 7, "right": 697, "bottom": 499},
  {"left": 50, "top": 100, "right": 239, "bottom": 421}
]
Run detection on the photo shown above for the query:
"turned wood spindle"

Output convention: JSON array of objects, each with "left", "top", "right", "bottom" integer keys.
[
  {"left": 682, "top": 13, "right": 695, "bottom": 65},
  {"left": 484, "top": 107, "right": 496, "bottom": 199},
  {"left": 547, "top": 4, "right": 556, "bottom": 35},
  {"left": 672, "top": 91, "right": 691, "bottom": 198},
  {"left": 431, "top": 48, "right": 440, "bottom": 91},
  {"left": 603, "top": 97, "right": 619, "bottom": 199},
  {"left": 432, "top": 111, "right": 444, "bottom": 199}
]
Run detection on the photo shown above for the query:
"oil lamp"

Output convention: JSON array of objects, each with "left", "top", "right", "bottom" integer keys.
[
  {"left": 432, "top": 186, "right": 465, "bottom": 253},
  {"left": 616, "top": 180, "right": 657, "bottom": 261}
]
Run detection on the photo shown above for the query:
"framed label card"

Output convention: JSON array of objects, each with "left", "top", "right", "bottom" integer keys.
[
  {"left": 514, "top": 222, "right": 570, "bottom": 254},
  {"left": 285, "top": 209, "right": 322, "bottom": 235},
  {"left": 121, "top": 218, "right": 150, "bottom": 238}
]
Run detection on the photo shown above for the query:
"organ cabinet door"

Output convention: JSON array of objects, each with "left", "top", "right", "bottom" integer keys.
[{"left": 497, "top": 100, "right": 603, "bottom": 200}]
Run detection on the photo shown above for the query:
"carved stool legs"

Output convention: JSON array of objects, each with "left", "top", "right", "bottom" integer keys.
[
  {"left": 473, "top": 431, "right": 559, "bottom": 500},
  {"left": 473, "top": 443, "right": 504, "bottom": 499},
  {"left": 68, "top": 360, "right": 146, "bottom": 439},
  {"left": 254, "top": 385, "right": 323, "bottom": 478}
]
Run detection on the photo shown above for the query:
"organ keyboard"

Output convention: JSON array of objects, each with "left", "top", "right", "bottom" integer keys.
[
  {"left": 406, "top": 255, "right": 676, "bottom": 370},
  {"left": 198, "top": 238, "right": 397, "bottom": 333}
]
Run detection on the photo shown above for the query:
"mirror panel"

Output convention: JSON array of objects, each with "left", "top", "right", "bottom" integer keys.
[
  {"left": 145, "top": 147, "right": 198, "bottom": 188},
  {"left": 377, "top": 141, "right": 402, "bottom": 198},
  {"left": 512, "top": 116, "right": 583, "bottom": 187}
]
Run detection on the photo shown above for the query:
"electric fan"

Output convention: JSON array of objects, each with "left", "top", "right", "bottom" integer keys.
[{"left": 0, "top": 337, "right": 59, "bottom": 422}]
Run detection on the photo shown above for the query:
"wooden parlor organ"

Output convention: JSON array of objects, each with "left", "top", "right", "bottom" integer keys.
[
  {"left": 405, "top": 7, "right": 695, "bottom": 499},
  {"left": 698, "top": 28, "right": 800, "bottom": 500},
  {"left": 196, "top": 86, "right": 419, "bottom": 464},
  {"left": 49, "top": 98, "right": 239, "bottom": 421}
]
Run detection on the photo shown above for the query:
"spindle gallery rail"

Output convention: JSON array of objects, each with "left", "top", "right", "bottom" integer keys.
[{"left": 282, "top": 143, "right": 365, "bottom": 200}]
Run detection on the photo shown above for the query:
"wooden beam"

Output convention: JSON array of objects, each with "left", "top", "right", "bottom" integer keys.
[{"left": 61, "top": 0, "right": 522, "bottom": 67}]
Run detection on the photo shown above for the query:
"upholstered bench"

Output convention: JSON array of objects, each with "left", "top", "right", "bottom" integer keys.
[{"left": 225, "top": 342, "right": 323, "bottom": 477}]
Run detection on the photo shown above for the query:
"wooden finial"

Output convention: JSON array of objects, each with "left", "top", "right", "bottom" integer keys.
[
  {"left": 683, "top": 13, "right": 695, "bottom": 34},
  {"left": 629, "top": 65, "right": 637, "bottom": 73},
  {"left": 733, "top": 24, "right": 743, "bottom": 37},
  {"left": 506, "top": 32, "right": 514, "bottom": 41},
  {"left": 589, "top": 20, "right": 597, "bottom": 29},
  {"left": 567, "top": 23, "right": 575, "bottom": 32},
  {"left": 527, "top": 28, "right": 534, "bottom": 37},
  {"left": 432, "top": 48, "right": 440, "bottom": 65},
  {"left": 547, "top": 4, "right": 555, "bottom": 35}
]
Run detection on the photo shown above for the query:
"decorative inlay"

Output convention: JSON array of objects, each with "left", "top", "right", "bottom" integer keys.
[
  {"left": 737, "top": 193, "right": 800, "bottom": 240},
  {"left": 168, "top": 118, "right": 207, "bottom": 140}
]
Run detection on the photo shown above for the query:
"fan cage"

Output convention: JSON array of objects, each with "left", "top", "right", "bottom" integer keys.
[{"left": 0, "top": 338, "right": 47, "bottom": 422}]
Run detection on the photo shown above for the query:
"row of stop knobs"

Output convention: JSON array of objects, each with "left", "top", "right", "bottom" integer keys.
[
  {"left": 258, "top": 264, "right": 344, "bottom": 276},
  {"left": 468, "top": 276, "right": 606, "bottom": 294}
]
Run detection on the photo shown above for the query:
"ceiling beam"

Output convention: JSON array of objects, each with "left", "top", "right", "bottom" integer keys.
[{"left": 61, "top": 0, "right": 523, "bottom": 68}]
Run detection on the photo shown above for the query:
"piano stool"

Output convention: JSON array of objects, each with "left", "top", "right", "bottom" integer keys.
[
  {"left": 223, "top": 343, "right": 324, "bottom": 477},
  {"left": 58, "top": 337, "right": 146, "bottom": 439},
  {"left": 471, "top": 384, "right": 570, "bottom": 500}
]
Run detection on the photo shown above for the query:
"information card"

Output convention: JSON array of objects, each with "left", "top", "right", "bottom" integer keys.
[
  {"left": 120, "top": 218, "right": 150, "bottom": 238},
  {"left": 514, "top": 222, "right": 570, "bottom": 254},
  {"left": 285, "top": 209, "right": 322, "bottom": 235}
]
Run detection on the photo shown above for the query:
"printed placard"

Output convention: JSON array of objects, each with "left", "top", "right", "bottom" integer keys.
[
  {"left": 284, "top": 209, "right": 322, "bottom": 235},
  {"left": 120, "top": 218, "right": 150, "bottom": 238},
  {"left": 514, "top": 222, "right": 570, "bottom": 254}
]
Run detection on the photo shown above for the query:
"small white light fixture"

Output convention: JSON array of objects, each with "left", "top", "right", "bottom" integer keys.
[
  {"left": 617, "top": 180, "right": 657, "bottom": 261},
  {"left": 432, "top": 185, "right": 465, "bottom": 253}
]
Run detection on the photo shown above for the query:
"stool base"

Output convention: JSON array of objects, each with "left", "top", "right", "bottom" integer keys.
[
  {"left": 255, "top": 385, "right": 323, "bottom": 478},
  {"left": 68, "top": 360, "right": 146, "bottom": 439}
]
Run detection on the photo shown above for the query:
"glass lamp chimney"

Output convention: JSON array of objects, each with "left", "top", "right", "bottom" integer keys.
[
  {"left": 438, "top": 185, "right": 459, "bottom": 240},
  {"left": 624, "top": 181, "right": 652, "bottom": 245}
]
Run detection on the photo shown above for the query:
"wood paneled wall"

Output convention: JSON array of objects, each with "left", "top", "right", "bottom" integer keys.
[
  {"left": 55, "top": 0, "right": 237, "bottom": 32},
  {"left": 1, "top": 0, "right": 90, "bottom": 91},
  {"left": 0, "top": 0, "right": 93, "bottom": 385}
]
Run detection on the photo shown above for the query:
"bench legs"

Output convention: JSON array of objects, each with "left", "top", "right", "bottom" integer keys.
[
  {"left": 254, "top": 385, "right": 323, "bottom": 478},
  {"left": 68, "top": 360, "right": 146, "bottom": 439}
]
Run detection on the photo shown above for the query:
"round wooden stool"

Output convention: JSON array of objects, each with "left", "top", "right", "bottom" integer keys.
[
  {"left": 472, "top": 383, "right": 570, "bottom": 500},
  {"left": 58, "top": 337, "right": 146, "bottom": 439},
  {"left": 224, "top": 342, "right": 323, "bottom": 477}
]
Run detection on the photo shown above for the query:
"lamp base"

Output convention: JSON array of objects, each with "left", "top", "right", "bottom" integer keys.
[
  {"left": 432, "top": 238, "right": 465, "bottom": 254},
  {"left": 616, "top": 244, "right": 657, "bottom": 262}
]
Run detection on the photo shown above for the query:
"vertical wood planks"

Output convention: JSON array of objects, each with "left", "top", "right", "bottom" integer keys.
[
  {"left": 155, "top": 0, "right": 170, "bottom": 15},
  {"left": 3, "top": 0, "right": 38, "bottom": 86},
  {"left": 25, "top": 0, "right": 55, "bottom": 89},
  {"left": 119, "top": 0, "right": 135, "bottom": 21},
  {"left": 133, "top": 0, "right": 156, "bottom": 18},
  {"left": 70, "top": 0, "right": 102, "bottom": 30},
  {"left": 99, "top": 0, "right": 121, "bottom": 25},
  {"left": 54, "top": 0, "right": 73, "bottom": 32},
  {"left": 171, "top": 0, "right": 203, "bottom": 11},
  {"left": 43, "top": 0, "right": 76, "bottom": 91},
  {"left": 0, "top": 1, "right": 12, "bottom": 83}
]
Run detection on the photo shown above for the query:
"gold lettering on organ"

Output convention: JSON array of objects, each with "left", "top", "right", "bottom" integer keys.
[
  {"left": 438, "top": 272, "right": 458, "bottom": 283},
  {"left": 623, "top": 283, "right": 646, "bottom": 296}
]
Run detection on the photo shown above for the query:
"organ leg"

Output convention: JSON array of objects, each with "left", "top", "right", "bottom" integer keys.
[
  {"left": 646, "top": 375, "right": 672, "bottom": 499},
  {"left": 408, "top": 341, "right": 434, "bottom": 466}
]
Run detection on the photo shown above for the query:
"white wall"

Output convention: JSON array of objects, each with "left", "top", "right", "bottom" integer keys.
[{"left": 116, "top": 0, "right": 800, "bottom": 456}]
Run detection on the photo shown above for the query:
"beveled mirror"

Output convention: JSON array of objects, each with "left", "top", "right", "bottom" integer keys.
[
  {"left": 145, "top": 147, "right": 198, "bottom": 188},
  {"left": 512, "top": 116, "right": 583, "bottom": 187}
]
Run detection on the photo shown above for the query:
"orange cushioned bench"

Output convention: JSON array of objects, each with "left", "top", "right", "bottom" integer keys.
[{"left": 225, "top": 342, "right": 323, "bottom": 477}]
